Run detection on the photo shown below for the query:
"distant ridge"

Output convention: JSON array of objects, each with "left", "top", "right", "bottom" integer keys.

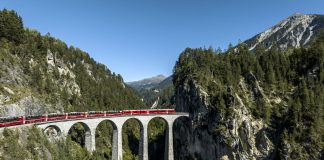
[
  {"left": 127, "top": 75, "right": 167, "bottom": 91},
  {"left": 127, "top": 75, "right": 174, "bottom": 108}
]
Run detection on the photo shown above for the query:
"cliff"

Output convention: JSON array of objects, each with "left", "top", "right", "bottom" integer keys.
[
  {"left": 173, "top": 34, "right": 323, "bottom": 159},
  {"left": 174, "top": 75, "right": 273, "bottom": 160}
]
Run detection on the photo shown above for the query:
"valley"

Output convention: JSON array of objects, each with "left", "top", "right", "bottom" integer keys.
[{"left": 0, "top": 7, "right": 323, "bottom": 160}]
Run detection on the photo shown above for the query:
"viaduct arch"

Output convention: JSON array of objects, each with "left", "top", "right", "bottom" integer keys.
[{"left": 36, "top": 113, "right": 189, "bottom": 160}]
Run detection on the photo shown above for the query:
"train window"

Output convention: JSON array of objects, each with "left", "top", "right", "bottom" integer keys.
[
  {"left": 26, "top": 115, "right": 41, "bottom": 120},
  {"left": 48, "top": 113, "right": 64, "bottom": 117},
  {"left": 0, "top": 116, "right": 21, "bottom": 122}
]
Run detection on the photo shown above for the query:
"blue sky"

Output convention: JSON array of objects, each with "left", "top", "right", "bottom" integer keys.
[{"left": 1, "top": 0, "right": 324, "bottom": 81}]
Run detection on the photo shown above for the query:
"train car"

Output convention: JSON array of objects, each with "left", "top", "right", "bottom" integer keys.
[
  {"left": 122, "top": 109, "right": 151, "bottom": 115},
  {"left": 157, "top": 109, "right": 176, "bottom": 114},
  {"left": 121, "top": 109, "right": 176, "bottom": 115},
  {"left": 25, "top": 115, "right": 47, "bottom": 124},
  {"left": 146, "top": 109, "right": 176, "bottom": 114},
  {"left": 122, "top": 110, "right": 138, "bottom": 115},
  {"left": 121, "top": 110, "right": 131, "bottom": 115},
  {"left": 0, "top": 116, "right": 25, "bottom": 127},
  {"left": 67, "top": 112, "right": 87, "bottom": 119},
  {"left": 47, "top": 113, "right": 67, "bottom": 121},
  {"left": 142, "top": 110, "right": 151, "bottom": 114},
  {"left": 148, "top": 109, "right": 159, "bottom": 114},
  {"left": 106, "top": 110, "right": 122, "bottom": 116},
  {"left": 88, "top": 111, "right": 106, "bottom": 117}
]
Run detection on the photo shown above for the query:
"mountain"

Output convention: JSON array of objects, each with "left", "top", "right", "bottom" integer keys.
[
  {"left": 146, "top": 76, "right": 175, "bottom": 109},
  {"left": 1, "top": 9, "right": 323, "bottom": 160},
  {"left": 131, "top": 13, "right": 324, "bottom": 109},
  {"left": 127, "top": 74, "right": 167, "bottom": 91},
  {"left": 173, "top": 33, "right": 324, "bottom": 159},
  {"left": 127, "top": 75, "right": 174, "bottom": 108},
  {"left": 156, "top": 76, "right": 172, "bottom": 89},
  {"left": 172, "top": 20, "right": 324, "bottom": 160},
  {"left": 245, "top": 13, "right": 324, "bottom": 50}
]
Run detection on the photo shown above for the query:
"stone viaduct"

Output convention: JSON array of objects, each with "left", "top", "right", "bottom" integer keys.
[{"left": 35, "top": 113, "right": 189, "bottom": 160}]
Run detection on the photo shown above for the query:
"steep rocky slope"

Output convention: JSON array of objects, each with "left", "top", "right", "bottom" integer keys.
[
  {"left": 174, "top": 74, "right": 274, "bottom": 159},
  {"left": 0, "top": 10, "right": 144, "bottom": 117},
  {"left": 0, "top": 9, "right": 166, "bottom": 160},
  {"left": 173, "top": 32, "right": 323, "bottom": 159},
  {"left": 245, "top": 13, "right": 324, "bottom": 50}
]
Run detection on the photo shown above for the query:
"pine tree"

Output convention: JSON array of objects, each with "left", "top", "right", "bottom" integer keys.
[{"left": 0, "top": 9, "right": 24, "bottom": 44}]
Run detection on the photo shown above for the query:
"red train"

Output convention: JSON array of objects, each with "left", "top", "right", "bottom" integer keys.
[
  {"left": 122, "top": 109, "right": 176, "bottom": 115},
  {"left": 0, "top": 116, "right": 25, "bottom": 127},
  {"left": 0, "top": 109, "right": 175, "bottom": 128}
]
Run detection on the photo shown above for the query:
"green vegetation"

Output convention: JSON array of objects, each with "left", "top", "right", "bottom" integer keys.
[
  {"left": 0, "top": 125, "right": 167, "bottom": 159},
  {"left": 130, "top": 76, "right": 175, "bottom": 109},
  {"left": 0, "top": 9, "right": 144, "bottom": 112},
  {"left": 122, "top": 119, "right": 140, "bottom": 160},
  {"left": 0, "top": 9, "right": 168, "bottom": 159},
  {"left": 0, "top": 127, "right": 91, "bottom": 160},
  {"left": 0, "top": 9, "right": 24, "bottom": 44},
  {"left": 93, "top": 121, "right": 114, "bottom": 159},
  {"left": 173, "top": 32, "right": 324, "bottom": 159},
  {"left": 148, "top": 118, "right": 167, "bottom": 160},
  {"left": 138, "top": 85, "right": 175, "bottom": 109},
  {"left": 3, "top": 8, "right": 322, "bottom": 159}
]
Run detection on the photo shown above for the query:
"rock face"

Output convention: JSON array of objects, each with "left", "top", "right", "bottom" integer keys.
[
  {"left": 46, "top": 49, "right": 81, "bottom": 96},
  {"left": 0, "top": 96, "right": 63, "bottom": 117},
  {"left": 0, "top": 50, "right": 76, "bottom": 117},
  {"left": 245, "top": 13, "right": 324, "bottom": 50},
  {"left": 172, "top": 15, "right": 324, "bottom": 159},
  {"left": 0, "top": 59, "right": 27, "bottom": 86},
  {"left": 174, "top": 76, "right": 274, "bottom": 160},
  {"left": 0, "top": 49, "right": 103, "bottom": 116}
]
